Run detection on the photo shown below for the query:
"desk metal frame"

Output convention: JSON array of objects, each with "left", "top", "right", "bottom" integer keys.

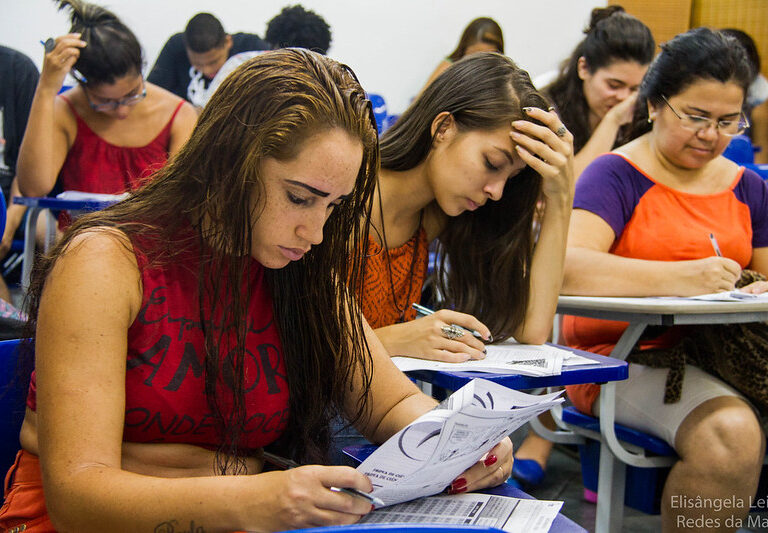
[
  {"left": 556, "top": 296, "right": 768, "bottom": 533},
  {"left": 14, "top": 197, "right": 119, "bottom": 293}
]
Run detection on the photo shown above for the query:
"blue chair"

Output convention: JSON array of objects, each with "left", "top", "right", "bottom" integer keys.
[
  {"left": 0, "top": 339, "right": 27, "bottom": 476},
  {"left": 723, "top": 134, "right": 757, "bottom": 165},
  {"left": 286, "top": 526, "right": 504, "bottom": 533},
  {"left": 367, "top": 93, "right": 388, "bottom": 134},
  {"left": 722, "top": 135, "right": 768, "bottom": 179}
]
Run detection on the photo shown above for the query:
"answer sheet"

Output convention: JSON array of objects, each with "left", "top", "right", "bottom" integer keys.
[
  {"left": 359, "top": 492, "right": 562, "bottom": 533},
  {"left": 357, "top": 379, "right": 563, "bottom": 507},
  {"left": 391, "top": 342, "right": 597, "bottom": 375}
]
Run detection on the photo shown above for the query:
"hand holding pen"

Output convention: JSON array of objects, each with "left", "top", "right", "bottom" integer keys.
[
  {"left": 263, "top": 451, "right": 384, "bottom": 509},
  {"left": 376, "top": 304, "right": 490, "bottom": 363},
  {"left": 38, "top": 34, "right": 87, "bottom": 94}
]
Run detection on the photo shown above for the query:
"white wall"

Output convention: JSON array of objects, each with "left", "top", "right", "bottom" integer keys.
[{"left": 1, "top": 0, "right": 605, "bottom": 114}]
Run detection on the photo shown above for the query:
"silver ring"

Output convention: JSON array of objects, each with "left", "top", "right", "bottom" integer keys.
[
  {"left": 441, "top": 324, "right": 465, "bottom": 340},
  {"left": 555, "top": 125, "right": 567, "bottom": 137}
]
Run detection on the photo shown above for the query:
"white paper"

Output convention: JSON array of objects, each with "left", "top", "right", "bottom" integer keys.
[
  {"left": 672, "top": 290, "right": 768, "bottom": 302},
  {"left": 392, "top": 342, "right": 597, "bottom": 375},
  {"left": 56, "top": 190, "right": 130, "bottom": 202},
  {"left": 359, "top": 492, "right": 562, "bottom": 533},
  {"left": 357, "top": 379, "right": 564, "bottom": 507}
]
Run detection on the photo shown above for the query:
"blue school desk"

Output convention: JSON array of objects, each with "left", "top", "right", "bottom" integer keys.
[
  {"left": 343, "top": 444, "right": 586, "bottom": 533},
  {"left": 13, "top": 196, "right": 122, "bottom": 292},
  {"left": 405, "top": 345, "right": 627, "bottom": 393}
]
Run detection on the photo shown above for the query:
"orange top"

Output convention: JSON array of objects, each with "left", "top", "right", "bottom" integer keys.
[
  {"left": 563, "top": 154, "right": 768, "bottom": 414},
  {"left": 360, "top": 227, "right": 430, "bottom": 328}
]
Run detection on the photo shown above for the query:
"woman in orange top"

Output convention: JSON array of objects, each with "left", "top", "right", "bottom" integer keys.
[
  {"left": 362, "top": 52, "right": 574, "bottom": 361},
  {"left": 562, "top": 28, "right": 765, "bottom": 530}
]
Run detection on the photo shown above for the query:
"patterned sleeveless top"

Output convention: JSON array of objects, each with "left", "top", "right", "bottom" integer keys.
[{"left": 360, "top": 226, "right": 430, "bottom": 328}]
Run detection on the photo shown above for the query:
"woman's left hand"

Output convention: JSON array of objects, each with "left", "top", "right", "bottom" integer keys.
[
  {"left": 445, "top": 437, "right": 514, "bottom": 495},
  {"left": 511, "top": 107, "right": 575, "bottom": 202},
  {"left": 738, "top": 280, "right": 768, "bottom": 294}
]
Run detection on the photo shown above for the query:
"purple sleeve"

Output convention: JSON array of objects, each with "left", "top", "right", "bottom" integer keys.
[
  {"left": 574, "top": 154, "right": 653, "bottom": 239},
  {"left": 733, "top": 168, "right": 768, "bottom": 248}
]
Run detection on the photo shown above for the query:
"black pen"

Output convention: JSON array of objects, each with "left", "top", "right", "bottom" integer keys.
[
  {"left": 262, "top": 451, "right": 384, "bottom": 508},
  {"left": 411, "top": 303, "right": 493, "bottom": 342}
]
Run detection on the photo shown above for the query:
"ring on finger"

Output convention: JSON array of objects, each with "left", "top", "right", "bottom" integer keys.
[
  {"left": 441, "top": 324, "right": 465, "bottom": 340},
  {"left": 498, "top": 466, "right": 506, "bottom": 480},
  {"left": 555, "top": 125, "right": 567, "bottom": 137}
]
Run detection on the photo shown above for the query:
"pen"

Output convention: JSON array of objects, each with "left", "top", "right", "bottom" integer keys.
[
  {"left": 262, "top": 451, "right": 385, "bottom": 508},
  {"left": 709, "top": 233, "right": 722, "bottom": 257},
  {"left": 411, "top": 303, "right": 493, "bottom": 342},
  {"left": 40, "top": 38, "right": 55, "bottom": 53}
]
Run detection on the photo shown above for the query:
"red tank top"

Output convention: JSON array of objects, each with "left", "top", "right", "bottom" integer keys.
[
  {"left": 28, "top": 232, "right": 290, "bottom": 451},
  {"left": 57, "top": 95, "right": 183, "bottom": 194}
]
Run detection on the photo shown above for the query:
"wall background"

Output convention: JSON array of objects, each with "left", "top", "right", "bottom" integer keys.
[{"left": 1, "top": 0, "right": 605, "bottom": 114}]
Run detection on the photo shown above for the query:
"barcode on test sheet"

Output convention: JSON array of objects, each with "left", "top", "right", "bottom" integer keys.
[{"left": 505, "top": 359, "right": 548, "bottom": 368}]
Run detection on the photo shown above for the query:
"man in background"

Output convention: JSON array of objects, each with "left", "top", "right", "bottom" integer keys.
[
  {"left": 201, "top": 5, "right": 332, "bottom": 108},
  {"left": 148, "top": 12, "right": 268, "bottom": 107}
]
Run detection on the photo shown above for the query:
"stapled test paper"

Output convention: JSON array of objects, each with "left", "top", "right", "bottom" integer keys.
[
  {"left": 359, "top": 492, "right": 563, "bottom": 533},
  {"left": 356, "top": 378, "right": 563, "bottom": 509},
  {"left": 391, "top": 342, "right": 597, "bottom": 376}
]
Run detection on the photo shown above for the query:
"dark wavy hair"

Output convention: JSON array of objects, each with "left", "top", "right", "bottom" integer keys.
[
  {"left": 23, "top": 49, "right": 379, "bottom": 468},
  {"left": 379, "top": 52, "right": 548, "bottom": 340},
  {"left": 628, "top": 27, "right": 753, "bottom": 140},
  {"left": 56, "top": 0, "right": 143, "bottom": 86},
  {"left": 545, "top": 5, "right": 654, "bottom": 151},
  {"left": 266, "top": 5, "right": 332, "bottom": 55},
  {"left": 447, "top": 17, "right": 504, "bottom": 62}
]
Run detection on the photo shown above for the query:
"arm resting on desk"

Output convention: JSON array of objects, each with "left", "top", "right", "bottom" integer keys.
[{"left": 562, "top": 210, "right": 742, "bottom": 297}]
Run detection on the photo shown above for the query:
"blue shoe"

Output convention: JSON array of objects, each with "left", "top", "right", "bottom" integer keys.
[{"left": 511, "top": 457, "right": 545, "bottom": 486}]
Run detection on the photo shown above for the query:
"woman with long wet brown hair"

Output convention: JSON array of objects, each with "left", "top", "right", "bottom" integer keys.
[{"left": 0, "top": 48, "right": 513, "bottom": 532}]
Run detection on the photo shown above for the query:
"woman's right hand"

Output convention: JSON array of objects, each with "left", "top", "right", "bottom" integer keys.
[
  {"left": 40, "top": 33, "right": 87, "bottom": 93},
  {"left": 604, "top": 92, "right": 639, "bottom": 127},
  {"left": 676, "top": 256, "right": 742, "bottom": 295},
  {"left": 258, "top": 465, "right": 374, "bottom": 530},
  {"left": 376, "top": 310, "right": 491, "bottom": 362}
]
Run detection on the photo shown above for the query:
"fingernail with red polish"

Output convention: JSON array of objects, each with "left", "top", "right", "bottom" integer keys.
[
  {"left": 484, "top": 454, "right": 497, "bottom": 467},
  {"left": 451, "top": 477, "right": 467, "bottom": 491},
  {"left": 451, "top": 486, "right": 468, "bottom": 494}
]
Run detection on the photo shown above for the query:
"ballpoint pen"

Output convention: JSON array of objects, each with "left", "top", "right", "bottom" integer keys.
[
  {"left": 262, "top": 451, "right": 385, "bottom": 508},
  {"left": 709, "top": 233, "right": 722, "bottom": 257},
  {"left": 411, "top": 303, "right": 493, "bottom": 342}
]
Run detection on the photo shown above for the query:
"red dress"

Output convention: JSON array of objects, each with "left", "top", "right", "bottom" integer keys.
[{"left": 58, "top": 95, "right": 184, "bottom": 194}]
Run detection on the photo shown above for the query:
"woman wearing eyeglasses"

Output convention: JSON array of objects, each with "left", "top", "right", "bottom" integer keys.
[
  {"left": 562, "top": 28, "right": 765, "bottom": 530},
  {"left": 16, "top": 0, "right": 197, "bottom": 225}
]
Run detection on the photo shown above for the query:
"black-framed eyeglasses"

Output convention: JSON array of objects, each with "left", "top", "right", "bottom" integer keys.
[
  {"left": 79, "top": 74, "right": 147, "bottom": 112},
  {"left": 661, "top": 95, "right": 749, "bottom": 137}
]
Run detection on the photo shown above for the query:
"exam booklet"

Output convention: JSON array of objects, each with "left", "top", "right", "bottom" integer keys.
[
  {"left": 356, "top": 378, "right": 563, "bottom": 507},
  {"left": 391, "top": 341, "right": 598, "bottom": 376},
  {"left": 359, "top": 492, "right": 563, "bottom": 533}
]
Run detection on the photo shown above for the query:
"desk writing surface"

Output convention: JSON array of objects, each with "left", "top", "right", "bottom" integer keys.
[
  {"left": 13, "top": 196, "right": 117, "bottom": 212},
  {"left": 558, "top": 295, "right": 768, "bottom": 314},
  {"left": 406, "top": 347, "right": 627, "bottom": 392},
  {"left": 558, "top": 295, "right": 768, "bottom": 326}
]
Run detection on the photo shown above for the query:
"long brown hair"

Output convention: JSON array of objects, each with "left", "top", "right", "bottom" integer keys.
[
  {"left": 447, "top": 17, "right": 504, "bottom": 62},
  {"left": 380, "top": 52, "right": 548, "bottom": 340},
  {"left": 23, "top": 48, "right": 379, "bottom": 467}
]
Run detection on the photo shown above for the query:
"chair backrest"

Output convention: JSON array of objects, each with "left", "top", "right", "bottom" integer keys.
[
  {"left": 0, "top": 186, "right": 6, "bottom": 238},
  {"left": 0, "top": 338, "right": 26, "bottom": 475},
  {"left": 367, "top": 93, "right": 388, "bottom": 134},
  {"left": 723, "top": 134, "right": 756, "bottom": 165}
]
